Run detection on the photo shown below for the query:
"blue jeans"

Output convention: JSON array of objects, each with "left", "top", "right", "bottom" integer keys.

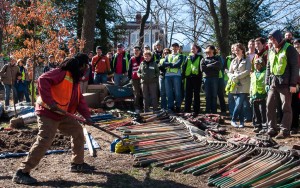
[
  {"left": 232, "top": 93, "right": 247, "bottom": 123},
  {"left": 114, "top": 73, "right": 125, "bottom": 86},
  {"left": 243, "top": 95, "right": 252, "bottom": 121},
  {"left": 203, "top": 77, "right": 218, "bottom": 113},
  {"left": 165, "top": 76, "right": 182, "bottom": 111},
  {"left": 4, "top": 84, "right": 18, "bottom": 106},
  {"left": 159, "top": 76, "right": 167, "bottom": 110},
  {"left": 228, "top": 93, "right": 235, "bottom": 117},
  {"left": 94, "top": 73, "right": 107, "bottom": 84}
]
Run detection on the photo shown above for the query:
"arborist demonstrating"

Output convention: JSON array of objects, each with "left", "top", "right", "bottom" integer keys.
[
  {"left": 265, "top": 29, "right": 299, "bottom": 139},
  {"left": 12, "top": 54, "right": 94, "bottom": 185}
]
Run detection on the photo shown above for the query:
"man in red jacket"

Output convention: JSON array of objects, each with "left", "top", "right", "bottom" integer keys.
[{"left": 12, "top": 53, "right": 94, "bottom": 185}]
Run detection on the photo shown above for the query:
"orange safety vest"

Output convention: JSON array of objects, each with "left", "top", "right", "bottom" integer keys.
[{"left": 37, "top": 71, "right": 80, "bottom": 114}]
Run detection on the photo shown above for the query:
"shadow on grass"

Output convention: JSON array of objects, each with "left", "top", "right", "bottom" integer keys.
[{"left": 30, "top": 170, "right": 194, "bottom": 188}]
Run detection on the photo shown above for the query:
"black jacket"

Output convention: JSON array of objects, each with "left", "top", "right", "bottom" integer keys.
[{"left": 200, "top": 56, "right": 221, "bottom": 78}]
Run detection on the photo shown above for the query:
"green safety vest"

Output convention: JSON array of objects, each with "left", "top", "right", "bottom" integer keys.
[
  {"left": 113, "top": 52, "right": 129, "bottom": 71},
  {"left": 250, "top": 70, "right": 266, "bottom": 96},
  {"left": 159, "top": 58, "right": 164, "bottom": 65},
  {"left": 268, "top": 42, "right": 290, "bottom": 76},
  {"left": 225, "top": 78, "right": 236, "bottom": 95},
  {"left": 167, "top": 54, "right": 181, "bottom": 73},
  {"left": 224, "top": 56, "right": 232, "bottom": 81},
  {"left": 185, "top": 55, "right": 201, "bottom": 76}
]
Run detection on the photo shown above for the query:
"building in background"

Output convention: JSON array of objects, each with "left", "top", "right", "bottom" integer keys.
[{"left": 121, "top": 12, "right": 165, "bottom": 53}]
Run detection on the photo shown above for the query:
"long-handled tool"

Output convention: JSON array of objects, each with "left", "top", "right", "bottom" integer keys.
[{"left": 65, "top": 112, "right": 125, "bottom": 142}]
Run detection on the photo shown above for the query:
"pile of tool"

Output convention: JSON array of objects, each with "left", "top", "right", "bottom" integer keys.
[{"left": 115, "top": 115, "right": 300, "bottom": 187}]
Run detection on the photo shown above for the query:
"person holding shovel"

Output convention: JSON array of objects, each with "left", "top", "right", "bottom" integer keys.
[{"left": 12, "top": 53, "right": 94, "bottom": 185}]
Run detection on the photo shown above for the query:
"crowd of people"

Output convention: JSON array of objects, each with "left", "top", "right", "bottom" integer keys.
[
  {"left": 0, "top": 29, "right": 298, "bottom": 185},
  {"left": 0, "top": 29, "right": 299, "bottom": 140}
]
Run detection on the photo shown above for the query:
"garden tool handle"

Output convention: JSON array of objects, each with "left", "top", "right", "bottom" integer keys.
[{"left": 64, "top": 112, "right": 125, "bottom": 141}]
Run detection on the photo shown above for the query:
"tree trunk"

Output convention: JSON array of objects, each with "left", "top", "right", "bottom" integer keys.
[
  {"left": 208, "top": 0, "right": 229, "bottom": 59},
  {"left": 0, "top": 28, "right": 3, "bottom": 53},
  {"left": 139, "top": 0, "right": 151, "bottom": 47},
  {"left": 76, "top": 0, "right": 84, "bottom": 39},
  {"left": 219, "top": 0, "right": 229, "bottom": 59},
  {"left": 81, "top": 0, "right": 98, "bottom": 53}
]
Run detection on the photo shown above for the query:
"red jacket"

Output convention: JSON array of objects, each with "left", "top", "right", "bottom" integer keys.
[{"left": 35, "top": 69, "right": 90, "bottom": 120}]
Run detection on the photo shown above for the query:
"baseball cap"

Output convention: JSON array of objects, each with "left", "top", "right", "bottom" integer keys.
[
  {"left": 171, "top": 42, "right": 179, "bottom": 47},
  {"left": 117, "top": 43, "right": 124, "bottom": 48},
  {"left": 96, "top": 46, "right": 103, "bottom": 51}
]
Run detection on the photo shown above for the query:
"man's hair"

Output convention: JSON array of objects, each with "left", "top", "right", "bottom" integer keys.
[
  {"left": 255, "top": 37, "right": 266, "bottom": 45},
  {"left": 248, "top": 39, "right": 255, "bottom": 43},
  {"left": 143, "top": 50, "right": 152, "bottom": 57},
  {"left": 59, "top": 53, "right": 88, "bottom": 84},
  {"left": 205, "top": 45, "right": 217, "bottom": 55}
]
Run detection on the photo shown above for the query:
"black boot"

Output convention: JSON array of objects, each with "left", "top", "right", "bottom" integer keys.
[
  {"left": 70, "top": 163, "right": 95, "bottom": 173},
  {"left": 12, "top": 169, "right": 37, "bottom": 184}
]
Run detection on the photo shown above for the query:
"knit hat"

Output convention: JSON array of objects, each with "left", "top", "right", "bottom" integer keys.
[{"left": 268, "top": 29, "right": 283, "bottom": 44}]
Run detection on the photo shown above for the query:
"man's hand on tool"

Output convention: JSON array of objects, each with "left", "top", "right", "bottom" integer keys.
[{"left": 49, "top": 104, "right": 66, "bottom": 115}]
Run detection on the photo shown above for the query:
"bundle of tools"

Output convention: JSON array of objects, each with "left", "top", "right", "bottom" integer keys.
[
  {"left": 128, "top": 110, "right": 170, "bottom": 123},
  {"left": 115, "top": 116, "right": 300, "bottom": 187},
  {"left": 178, "top": 113, "right": 226, "bottom": 135}
]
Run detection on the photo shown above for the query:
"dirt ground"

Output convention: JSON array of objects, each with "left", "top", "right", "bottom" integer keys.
[
  {"left": 1, "top": 90, "right": 300, "bottom": 187},
  {"left": 1, "top": 117, "right": 300, "bottom": 188}
]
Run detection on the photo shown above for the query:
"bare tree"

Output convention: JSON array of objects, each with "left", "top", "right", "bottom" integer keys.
[
  {"left": 81, "top": 0, "right": 98, "bottom": 53},
  {"left": 139, "top": 0, "right": 151, "bottom": 47}
]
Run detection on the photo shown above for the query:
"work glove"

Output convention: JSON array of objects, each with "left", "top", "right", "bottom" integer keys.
[
  {"left": 85, "top": 118, "right": 95, "bottom": 126},
  {"left": 265, "top": 85, "right": 270, "bottom": 93},
  {"left": 49, "top": 104, "right": 66, "bottom": 115}
]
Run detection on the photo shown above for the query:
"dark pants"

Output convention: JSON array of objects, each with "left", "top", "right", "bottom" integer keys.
[
  {"left": 291, "top": 92, "right": 300, "bottom": 130},
  {"left": 17, "top": 91, "right": 25, "bottom": 103},
  {"left": 252, "top": 99, "right": 266, "bottom": 128},
  {"left": 24, "top": 81, "right": 31, "bottom": 102},
  {"left": 217, "top": 78, "right": 226, "bottom": 113},
  {"left": 141, "top": 82, "right": 158, "bottom": 112},
  {"left": 4, "top": 84, "right": 18, "bottom": 106},
  {"left": 204, "top": 77, "right": 218, "bottom": 113},
  {"left": 184, "top": 77, "right": 201, "bottom": 114},
  {"left": 132, "top": 79, "right": 142, "bottom": 111},
  {"left": 266, "top": 87, "right": 292, "bottom": 133}
]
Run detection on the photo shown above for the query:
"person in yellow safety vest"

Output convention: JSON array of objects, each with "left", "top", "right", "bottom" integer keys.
[
  {"left": 250, "top": 58, "right": 267, "bottom": 133},
  {"left": 158, "top": 48, "right": 171, "bottom": 110},
  {"left": 182, "top": 44, "right": 203, "bottom": 114},
  {"left": 153, "top": 41, "right": 163, "bottom": 64},
  {"left": 17, "top": 59, "right": 31, "bottom": 103},
  {"left": 162, "top": 42, "right": 184, "bottom": 113},
  {"left": 111, "top": 43, "right": 130, "bottom": 86},
  {"left": 251, "top": 37, "right": 268, "bottom": 72},
  {"left": 265, "top": 29, "right": 299, "bottom": 139}
]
